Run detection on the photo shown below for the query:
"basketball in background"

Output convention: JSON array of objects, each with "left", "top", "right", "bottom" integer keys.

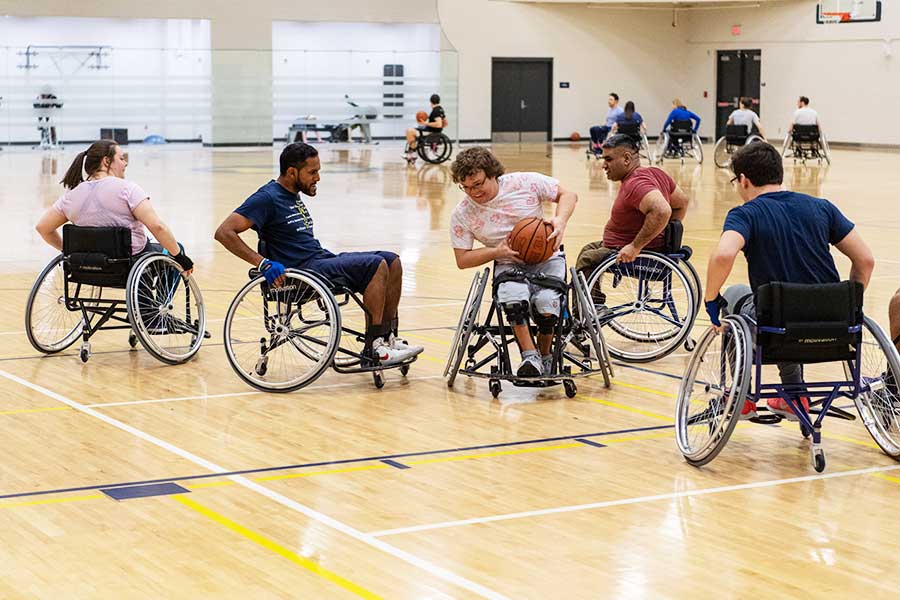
[
  {"left": 508, "top": 217, "right": 555, "bottom": 264},
  {"left": 570, "top": 131, "right": 581, "bottom": 141}
]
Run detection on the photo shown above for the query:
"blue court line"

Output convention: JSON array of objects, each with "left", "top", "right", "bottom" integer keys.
[
  {"left": 0, "top": 423, "right": 674, "bottom": 501},
  {"left": 381, "top": 459, "right": 411, "bottom": 470},
  {"left": 102, "top": 482, "right": 190, "bottom": 501},
  {"left": 612, "top": 361, "right": 682, "bottom": 381},
  {"left": 575, "top": 438, "right": 607, "bottom": 448}
]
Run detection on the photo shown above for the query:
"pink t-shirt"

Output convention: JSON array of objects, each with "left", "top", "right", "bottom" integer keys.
[
  {"left": 449, "top": 172, "right": 559, "bottom": 261},
  {"left": 53, "top": 177, "right": 150, "bottom": 255}
]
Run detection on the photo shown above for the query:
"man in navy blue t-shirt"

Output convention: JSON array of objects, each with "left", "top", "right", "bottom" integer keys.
[
  {"left": 214, "top": 143, "right": 423, "bottom": 365},
  {"left": 704, "top": 142, "right": 874, "bottom": 421}
]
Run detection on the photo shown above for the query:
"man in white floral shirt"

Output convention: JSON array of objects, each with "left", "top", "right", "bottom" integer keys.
[{"left": 450, "top": 147, "right": 578, "bottom": 378}]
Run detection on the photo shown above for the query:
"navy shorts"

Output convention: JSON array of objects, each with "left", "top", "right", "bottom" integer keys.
[{"left": 303, "top": 251, "right": 398, "bottom": 293}]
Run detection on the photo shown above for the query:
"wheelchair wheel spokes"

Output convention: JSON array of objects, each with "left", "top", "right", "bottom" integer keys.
[
  {"left": 676, "top": 318, "right": 752, "bottom": 466},
  {"left": 589, "top": 254, "right": 696, "bottom": 362},
  {"left": 127, "top": 254, "right": 205, "bottom": 364},
  {"left": 852, "top": 316, "right": 900, "bottom": 459},
  {"left": 26, "top": 255, "right": 96, "bottom": 353},
  {"left": 224, "top": 273, "right": 340, "bottom": 392}
]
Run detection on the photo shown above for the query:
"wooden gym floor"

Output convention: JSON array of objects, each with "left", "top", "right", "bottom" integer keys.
[{"left": 1, "top": 142, "right": 900, "bottom": 598}]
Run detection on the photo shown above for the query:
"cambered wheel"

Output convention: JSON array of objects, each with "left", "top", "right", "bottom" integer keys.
[
  {"left": 126, "top": 252, "right": 205, "bottom": 365},
  {"left": 224, "top": 271, "right": 341, "bottom": 393}
]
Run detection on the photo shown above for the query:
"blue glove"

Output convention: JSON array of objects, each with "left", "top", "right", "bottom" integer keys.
[
  {"left": 259, "top": 259, "right": 285, "bottom": 285},
  {"left": 705, "top": 294, "right": 727, "bottom": 327}
]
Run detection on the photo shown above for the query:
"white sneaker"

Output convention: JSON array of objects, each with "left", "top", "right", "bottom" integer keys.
[
  {"left": 516, "top": 354, "right": 544, "bottom": 378},
  {"left": 389, "top": 334, "right": 424, "bottom": 356},
  {"left": 373, "top": 337, "right": 416, "bottom": 365}
]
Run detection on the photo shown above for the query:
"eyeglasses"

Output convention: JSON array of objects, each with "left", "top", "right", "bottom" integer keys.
[
  {"left": 458, "top": 175, "right": 488, "bottom": 194},
  {"left": 730, "top": 174, "right": 741, "bottom": 185}
]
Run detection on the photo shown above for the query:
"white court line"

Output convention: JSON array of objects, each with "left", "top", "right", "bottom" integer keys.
[
  {"left": 369, "top": 462, "right": 900, "bottom": 538},
  {"left": 0, "top": 331, "right": 24, "bottom": 336},
  {"left": 0, "top": 369, "right": 508, "bottom": 600},
  {"left": 86, "top": 374, "right": 445, "bottom": 409}
]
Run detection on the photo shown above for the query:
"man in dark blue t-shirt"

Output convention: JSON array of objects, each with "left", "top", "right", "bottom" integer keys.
[
  {"left": 214, "top": 142, "right": 423, "bottom": 365},
  {"left": 704, "top": 142, "right": 874, "bottom": 421}
]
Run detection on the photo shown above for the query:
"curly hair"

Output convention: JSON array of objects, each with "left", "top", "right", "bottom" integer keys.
[{"left": 450, "top": 147, "right": 505, "bottom": 183}]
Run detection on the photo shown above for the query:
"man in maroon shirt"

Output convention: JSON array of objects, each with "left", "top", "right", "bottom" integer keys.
[{"left": 576, "top": 134, "right": 689, "bottom": 279}]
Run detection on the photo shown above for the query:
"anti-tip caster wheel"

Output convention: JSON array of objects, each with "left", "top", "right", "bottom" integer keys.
[
  {"left": 812, "top": 448, "right": 826, "bottom": 473},
  {"left": 564, "top": 379, "right": 577, "bottom": 398},
  {"left": 80, "top": 342, "right": 91, "bottom": 363},
  {"left": 128, "top": 332, "right": 138, "bottom": 349},
  {"left": 399, "top": 363, "right": 410, "bottom": 377},
  {"left": 489, "top": 379, "right": 502, "bottom": 399},
  {"left": 373, "top": 370, "right": 385, "bottom": 389},
  {"left": 684, "top": 338, "right": 696, "bottom": 352}
]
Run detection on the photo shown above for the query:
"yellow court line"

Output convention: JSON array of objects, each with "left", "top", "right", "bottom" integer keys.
[
  {"left": 603, "top": 432, "right": 676, "bottom": 444},
  {"left": 579, "top": 395, "right": 674, "bottom": 422},
  {"left": 874, "top": 473, "right": 900, "bottom": 485},
  {"left": 174, "top": 495, "right": 383, "bottom": 600},
  {"left": 822, "top": 432, "right": 881, "bottom": 450},
  {"left": 258, "top": 464, "right": 390, "bottom": 482},
  {"left": 609, "top": 379, "right": 676, "bottom": 399},
  {"left": 0, "top": 493, "right": 104, "bottom": 509},
  {"left": 407, "top": 442, "right": 582, "bottom": 466},
  {"left": 0, "top": 406, "right": 70, "bottom": 416},
  {"left": 415, "top": 352, "right": 446, "bottom": 365}
]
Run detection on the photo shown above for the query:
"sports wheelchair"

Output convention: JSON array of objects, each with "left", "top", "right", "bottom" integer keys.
[
  {"left": 406, "top": 130, "right": 453, "bottom": 165},
  {"left": 781, "top": 124, "right": 830, "bottom": 165},
  {"left": 654, "top": 120, "right": 703, "bottom": 165},
  {"left": 582, "top": 221, "right": 701, "bottom": 362},
  {"left": 615, "top": 122, "right": 652, "bottom": 162},
  {"left": 676, "top": 281, "right": 900, "bottom": 472},
  {"left": 713, "top": 125, "right": 765, "bottom": 169},
  {"left": 444, "top": 265, "right": 613, "bottom": 399},
  {"left": 222, "top": 245, "right": 416, "bottom": 393},
  {"left": 25, "top": 225, "right": 206, "bottom": 364}
]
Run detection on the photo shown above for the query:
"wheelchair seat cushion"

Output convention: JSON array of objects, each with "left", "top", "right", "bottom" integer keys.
[{"left": 755, "top": 280, "right": 863, "bottom": 364}]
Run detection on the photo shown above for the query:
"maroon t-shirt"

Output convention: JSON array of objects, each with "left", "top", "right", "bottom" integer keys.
[{"left": 602, "top": 166, "right": 676, "bottom": 249}]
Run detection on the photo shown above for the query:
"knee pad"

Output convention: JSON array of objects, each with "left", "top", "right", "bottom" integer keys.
[
  {"left": 534, "top": 313, "right": 558, "bottom": 335},
  {"left": 502, "top": 301, "right": 530, "bottom": 326}
]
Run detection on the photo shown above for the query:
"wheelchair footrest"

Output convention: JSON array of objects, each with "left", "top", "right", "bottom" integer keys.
[
  {"left": 511, "top": 378, "right": 563, "bottom": 388},
  {"left": 749, "top": 414, "right": 783, "bottom": 425}
]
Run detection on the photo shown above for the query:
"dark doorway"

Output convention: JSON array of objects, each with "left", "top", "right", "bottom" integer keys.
[
  {"left": 715, "top": 50, "right": 761, "bottom": 139},
  {"left": 491, "top": 58, "right": 552, "bottom": 143}
]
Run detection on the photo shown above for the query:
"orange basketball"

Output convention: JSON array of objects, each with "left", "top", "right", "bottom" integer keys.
[
  {"left": 416, "top": 111, "right": 428, "bottom": 122},
  {"left": 508, "top": 217, "right": 555, "bottom": 264},
  {"left": 570, "top": 131, "right": 581, "bottom": 141}
]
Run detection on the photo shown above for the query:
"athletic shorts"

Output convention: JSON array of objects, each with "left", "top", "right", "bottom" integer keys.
[{"left": 302, "top": 251, "right": 398, "bottom": 293}]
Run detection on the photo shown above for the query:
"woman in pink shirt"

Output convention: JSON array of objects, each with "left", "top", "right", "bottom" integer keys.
[{"left": 34, "top": 139, "right": 194, "bottom": 274}]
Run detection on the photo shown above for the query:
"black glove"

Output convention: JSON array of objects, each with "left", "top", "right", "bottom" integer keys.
[{"left": 172, "top": 251, "right": 194, "bottom": 272}]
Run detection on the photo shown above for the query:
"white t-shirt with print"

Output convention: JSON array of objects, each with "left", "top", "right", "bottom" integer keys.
[{"left": 449, "top": 172, "right": 560, "bottom": 260}]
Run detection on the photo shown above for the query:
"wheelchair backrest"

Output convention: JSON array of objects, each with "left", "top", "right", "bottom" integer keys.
[
  {"left": 660, "top": 220, "right": 684, "bottom": 255},
  {"left": 670, "top": 120, "right": 693, "bottom": 135},
  {"left": 755, "top": 280, "right": 863, "bottom": 364},
  {"left": 793, "top": 124, "right": 820, "bottom": 143},
  {"left": 617, "top": 122, "right": 640, "bottom": 137},
  {"left": 63, "top": 224, "right": 133, "bottom": 287},
  {"left": 725, "top": 124, "right": 750, "bottom": 145}
]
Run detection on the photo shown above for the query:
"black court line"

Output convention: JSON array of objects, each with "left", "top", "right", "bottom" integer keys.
[{"left": 0, "top": 423, "right": 674, "bottom": 501}]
